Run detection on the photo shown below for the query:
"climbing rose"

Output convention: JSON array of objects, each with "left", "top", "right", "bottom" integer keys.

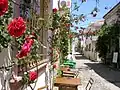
[
  {"left": 29, "top": 71, "right": 38, "bottom": 81},
  {"left": 53, "top": 8, "right": 57, "bottom": 13},
  {"left": 0, "top": 0, "right": 8, "bottom": 16},
  {"left": 16, "top": 37, "right": 34, "bottom": 59},
  {"left": 7, "top": 17, "right": 26, "bottom": 37},
  {"left": 53, "top": 64, "right": 56, "bottom": 69},
  {"left": 16, "top": 43, "right": 31, "bottom": 58},
  {"left": 25, "top": 35, "right": 34, "bottom": 45}
]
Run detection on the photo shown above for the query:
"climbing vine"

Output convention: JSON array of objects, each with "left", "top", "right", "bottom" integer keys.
[{"left": 0, "top": 0, "right": 12, "bottom": 51}]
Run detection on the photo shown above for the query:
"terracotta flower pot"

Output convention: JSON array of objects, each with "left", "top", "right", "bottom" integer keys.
[{"left": 9, "top": 79, "right": 22, "bottom": 90}]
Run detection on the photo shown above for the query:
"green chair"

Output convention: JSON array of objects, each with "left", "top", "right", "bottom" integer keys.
[{"left": 63, "top": 62, "right": 75, "bottom": 68}]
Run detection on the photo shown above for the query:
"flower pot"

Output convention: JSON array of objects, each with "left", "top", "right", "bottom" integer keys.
[{"left": 9, "top": 79, "right": 22, "bottom": 90}]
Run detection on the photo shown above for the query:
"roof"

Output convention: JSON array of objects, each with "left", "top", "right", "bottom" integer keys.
[
  {"left": 103, "top": 2, "right": 120, "bottom": 18},
  {"left": 84, "top": 20, "right": 104, "bottom": 33}
]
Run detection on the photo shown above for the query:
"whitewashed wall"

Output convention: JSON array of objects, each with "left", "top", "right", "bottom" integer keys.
[
  {"left": 83, "top": 36, "right": 101, "bottom": 61},
  {"left": 0, "top": 46, "right": 12, "bottom": 90}
]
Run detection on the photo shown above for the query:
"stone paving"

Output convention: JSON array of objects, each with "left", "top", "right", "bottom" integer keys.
[{"left": 74, "top": 54, "right": 120, "bottom": 90}]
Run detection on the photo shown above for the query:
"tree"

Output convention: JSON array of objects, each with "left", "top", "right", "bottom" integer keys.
[{"left": 96, "top": 23, "right": 119, "bottom": 64}]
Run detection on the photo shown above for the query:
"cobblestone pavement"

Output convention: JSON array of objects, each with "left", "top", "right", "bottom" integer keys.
[{"left": 74, "top": 54, "right": 120, "bottom": 90}]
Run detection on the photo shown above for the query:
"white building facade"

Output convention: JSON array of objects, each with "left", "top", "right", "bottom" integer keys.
[{"left": 82, "top": 20, "right": 104, "bottom": 61}]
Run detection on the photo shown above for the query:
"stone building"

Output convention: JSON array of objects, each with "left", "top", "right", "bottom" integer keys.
[{"left": 103, "top": 2, "right": 120, "bottom": 24}]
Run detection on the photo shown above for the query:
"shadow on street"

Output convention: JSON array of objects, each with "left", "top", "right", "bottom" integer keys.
[
  {"left": 74, "top": 55, "right": 88, "bottom": 60},
  {"left": 85, "top": 62, "right": 120, "bottom": 88}
]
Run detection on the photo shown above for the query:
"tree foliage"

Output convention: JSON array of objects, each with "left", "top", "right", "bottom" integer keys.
[{"left": 96, "top": 23, "right": 119, "bottom": 62}]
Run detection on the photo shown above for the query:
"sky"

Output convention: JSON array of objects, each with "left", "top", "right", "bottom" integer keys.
[
  {"left": 71, "top": 0, "right": 120, "bottom": 32},
  {"left": 53, "top": 0, "right": 120, "bottom": 32}
]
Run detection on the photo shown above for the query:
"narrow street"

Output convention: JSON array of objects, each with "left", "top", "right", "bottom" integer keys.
[{"left": 73, "top": 54, "right": 120, "bottom": 90}]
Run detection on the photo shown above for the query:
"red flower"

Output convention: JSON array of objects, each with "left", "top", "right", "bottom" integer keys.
[
  {"left": 31, "top": 32, "right": 37, "bottom": 38},
  {"left": 71, "top": 24, "right": 74, "bottom": 27},
  {"left": 25, "top": 35, "right": 34, "bottom": 45},
  {"left": 29, "top": 71, "right": 38, "bottom": 81},
  {"left": 7, "top": 17, "right": 26, "bottom": 37},
  {"left": 53, "top": 64, "right": 56, "bottom": 69},
  {"left": 53, "top": 8, "right": 57, "bottom": 13},
  {"left": 0, "top": 0, "right": 8, "bottom": 16},
  {"left": 76, "top": 27, "right": 78, "bottom": 29}
]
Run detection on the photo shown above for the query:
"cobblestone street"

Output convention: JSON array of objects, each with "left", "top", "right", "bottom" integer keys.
[{"left": 74, "top": 54, "right": 120, "bottom": 90}]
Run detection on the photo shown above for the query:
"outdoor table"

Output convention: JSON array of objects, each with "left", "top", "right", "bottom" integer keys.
[
  {"left": 62, "top": 71, "right": 76, "bottom": 78},
  {"left": 62, "top": 73, "right": 75, "bottom": 78},
  {"left": 63, "top": 71, "right": 76, "bottom": 75},
  {"left": 54, "top": 77, "right": 81, "bottom": 90},
  {"left": 60, "top": 67, "right": 70, "bottom": 71}
]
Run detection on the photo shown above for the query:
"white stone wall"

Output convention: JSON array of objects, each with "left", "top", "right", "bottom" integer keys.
[
  {"left": 83, "top": 36, "right": 101, "bottom": 61},
  {"left": 0, "top": 46, "right": 12, "bottom": 90},
  {"left": 24, "top": 63, "right": 48, "bottom": 90},
  {"left": 105, "top": 14, "right": 118, "bottom": 25}
]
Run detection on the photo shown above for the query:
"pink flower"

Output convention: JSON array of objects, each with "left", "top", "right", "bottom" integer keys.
[
  {"left": 0, "top": 0, "right": 8, "bottom": 16},
  {"left": 29, "top": 71, "right": 38, "bottom": 81},
  {"left": 25, "top": 36, "right": 34, "bottom": 46},
  {"left": 16, "top": 36, "right": 34, "bottom": 59},
  {"left": 7, "top": 17, "right": 26, "bottom": 37},
  {"left": 16, "top": 43, "right": 31, "bottom": 58}
]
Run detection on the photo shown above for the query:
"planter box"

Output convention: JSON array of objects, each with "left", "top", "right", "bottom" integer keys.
[{"left": 9, "top": 80, "right": 22, "bottom": 90}]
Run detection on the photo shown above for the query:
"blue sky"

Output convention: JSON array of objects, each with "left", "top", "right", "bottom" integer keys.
[{"left": 71, "top": 0, "right": 120, "bottom": 32}]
